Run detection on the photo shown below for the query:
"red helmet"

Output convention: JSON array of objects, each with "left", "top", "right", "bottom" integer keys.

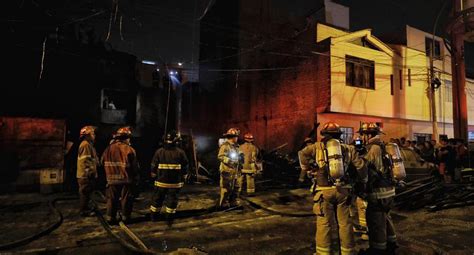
[
  {"left": 79, "top": 126, "right": 96, "bottom": 138},
  {"left": 223, "top": 128, "right": 240, "bottom": 138},
  {"left": 244, "top": 133, "right": 254, "bottom": 142},
  {"left": 115, "top": 126, "right": 132, "bottom": 138}
]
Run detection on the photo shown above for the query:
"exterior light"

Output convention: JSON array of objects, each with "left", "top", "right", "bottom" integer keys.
[
  {"left": 178, "top": 62, "right": 183, "bottom": 66},
  {"left": 142, "top": 60, "right": 156, "bottom": 65}
]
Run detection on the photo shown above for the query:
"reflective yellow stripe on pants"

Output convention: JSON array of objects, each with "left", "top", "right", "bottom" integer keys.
[
  {"left": 150, "top": 205, "right": 160, "bottom": 213},
  {"left": 316, "top": 246, "right": 331, "bottom": 255},
  {"left": 165, "top": 206, "right": 177, "bottom": 214}
]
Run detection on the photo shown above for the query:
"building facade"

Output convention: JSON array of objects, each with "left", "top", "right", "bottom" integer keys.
[{"left": 190, "top": 0, "right": 474, "bottom": 154}]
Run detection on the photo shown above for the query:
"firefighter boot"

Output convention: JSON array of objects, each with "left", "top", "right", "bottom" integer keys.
[
  {"left": 150, "top": 212, "right": 161, "bottom": 222},
  {"left": 386, "top": 242, "right": 399, "bottom": 255},
  {"left": 165, "top": 213, "right": 174, "bottom": 228}
]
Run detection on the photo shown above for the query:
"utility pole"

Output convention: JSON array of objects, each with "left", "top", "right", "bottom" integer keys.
[
  {"left": 429, "top": 1, "right": 448, "bottom": 141},
  {"left": 447, "top": 0, "right": 473, "bottom": 142}
]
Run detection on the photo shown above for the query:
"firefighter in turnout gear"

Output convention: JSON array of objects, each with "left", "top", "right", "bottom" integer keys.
[
  {"left": 298, "top": 137, "right": 314, "bottom": 184},
  {"left": 77, "top": 126, "right": 99, "bottom": 217},
  {"left": 101, "top": 126, "right": 139, "bottom": 224},
  {"left": 239, "top": 133, "right": 259, "bottom": 196},
  {"left": 351, "top": 136, "right": 369, "bottom": 241},
  {"left": 359, "top": 122, "right": 405, "bottom": 255},
  {"left": 299, "top": 122, "right": 367, "bottom": 255},
  {"left": 218, "top": 128, "right": 243, "bottom": 209},
  {"left": 150, "top": 131, "right": 189, "bottom": 223}
]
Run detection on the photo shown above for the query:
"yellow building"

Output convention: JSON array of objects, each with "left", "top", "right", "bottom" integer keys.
[{"left": 315, "top": 23, "right": 474, "bottom": 143}]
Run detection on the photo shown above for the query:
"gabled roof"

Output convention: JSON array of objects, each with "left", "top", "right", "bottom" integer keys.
[{"left": 331, "top": 29, "right": 394, "bottom": 57}]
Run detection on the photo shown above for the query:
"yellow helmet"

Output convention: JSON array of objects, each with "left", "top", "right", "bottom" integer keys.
[
  {"left": 223, "top": 128, "right": 240, "bottom": 138},
  {"left": 320, "top": 122, "right": 342, "bottom": 136},
  {"left": 359, "top": 122, "right": 382, "bottom": 134}
]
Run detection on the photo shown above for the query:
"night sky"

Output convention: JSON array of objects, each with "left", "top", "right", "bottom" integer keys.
[{"left": 4, "top": 0, "right": 473, "bottom": 71}]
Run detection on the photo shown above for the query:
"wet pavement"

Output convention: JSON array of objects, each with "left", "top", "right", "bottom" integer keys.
[{"left": 0, "top": 185, "right": 473, "bottom": 254}]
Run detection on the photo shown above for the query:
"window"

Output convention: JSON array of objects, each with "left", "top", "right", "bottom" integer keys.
[
  {"left": 340, "top": 127, "right": 354, "bottom": 144},
  {"left": 399, "top": 69, "right": 403, "bottom": 90},
  {"left": 101, "top": 89, "right": 128, "bottom": 110},
  {"left": 468, "top": 131, "right": 474, "bottom": 142},
  {"left": 425, "top": 37, "right": 441, "bottom": 59},
  {"left": 444, "top": 80, "right": 452, "bottom": 102},
  {"left": 390, "top": 74, "right": 394, "bottom": 95},
  {"left": 345, "top": 55, "right": 375, "bottom": 89},
  {"left": 408, "top": 69, "right": 411, "bottom": 87},
  {"left": 413, "top": 133, "right": 432, "bottom": 144}
]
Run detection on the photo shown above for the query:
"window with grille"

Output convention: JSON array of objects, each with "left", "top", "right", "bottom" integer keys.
[
  {"left": 340, "top": 127, "right": 354, "bottom": 144},
  {"left": 345, "top": 55, "right": 375, "bottom": 89},
  {"left": 413, "top": 133, "right": 432, "bottom": 143}
]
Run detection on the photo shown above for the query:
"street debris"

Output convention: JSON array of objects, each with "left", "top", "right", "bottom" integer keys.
[{"left": 395, "top": 176, "right": 474, "bottom": 212}]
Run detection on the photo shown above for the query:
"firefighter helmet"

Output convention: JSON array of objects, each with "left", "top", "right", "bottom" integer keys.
[
  {"left": 115, "top": 126, "right": 132, "bottom": 139},
  {"left": 223, "top": 128, "right": 240, "bottom": 138},
  {"left": 359, "top": 122, "right": 383, "bottom": 135},
  {"left": 320, "top": 122, "right": 342, "bottom": 137},
  {"left": 164, "top": 130, "right": 180, "bottom": 144},
  {"left": 244, "top": 132, "right": 254, "bottom": 142},
  {"left": 79, "top": 126, "right": 96, "bottom": 138}
]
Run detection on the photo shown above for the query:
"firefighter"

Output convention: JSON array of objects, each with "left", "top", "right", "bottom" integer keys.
[
  {"left": 239, "top": 132, "right": 259, "bottom": 196},
  {"left": 150, "top": 131, "right": 189, "bottom": 223},
  {"left": 77, "top": 126, "right": 99, "bottom": 217},
  {"left": 298, "top": 137, "right": 314, "bottom": 184},
  {"left": 101, "top": 126, "right": 139, "bottom": 224},
  {"left": 351, "top": 136, "right": 369, "bottom": 241},
  {"left": 299, "top": 122, "right": 367, "bottom": 255},
  {"left": 359, "top": 122, "right": 403, "bottom": 255},
  {"left": 218, "top": 128, "right": 243, "bottom": 209}
]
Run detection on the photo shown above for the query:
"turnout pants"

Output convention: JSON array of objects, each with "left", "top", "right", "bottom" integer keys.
[
  {"left": 106, "top": 184, "right": 134, "bottom": 220},
  {"left": 239, "top": 171, "right": 255, "bottom": 194},
  {"left": 78, "top": 178, "right": 95, "bottom": 213},
  {"left": 313, "top": 188, "right": 355, "bottom": 255},
  {"left": 366, "top": 197, "right": 397, "bottom": 253},
  {"left": 351, "top": 197, "right": 367, "bottom": 229},
  {"left": 150, "top": 187, "right": 180, "bottom": 215},
  {"left": 219, "top": 171, "right": 240, "bottom": 207}
]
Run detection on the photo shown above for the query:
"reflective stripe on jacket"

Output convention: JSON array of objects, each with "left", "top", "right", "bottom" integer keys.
[
  {"left": 101, "top": 140, "right": 138, "bottom": 184},
  {"left": 151, "top": 146, "right": 188, "bottom": 189},
  {"left": 218, "top": 141, "right": 241, "bottom": 173}
]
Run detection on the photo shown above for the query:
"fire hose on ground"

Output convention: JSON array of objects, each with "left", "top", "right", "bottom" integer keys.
[{"left": 0, "top": 196, "right": 77, "bottom": 251}]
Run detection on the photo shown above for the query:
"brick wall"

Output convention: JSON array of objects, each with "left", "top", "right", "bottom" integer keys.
[{"left": 183, "top": 54, "right": 330, "bottom": 153}]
